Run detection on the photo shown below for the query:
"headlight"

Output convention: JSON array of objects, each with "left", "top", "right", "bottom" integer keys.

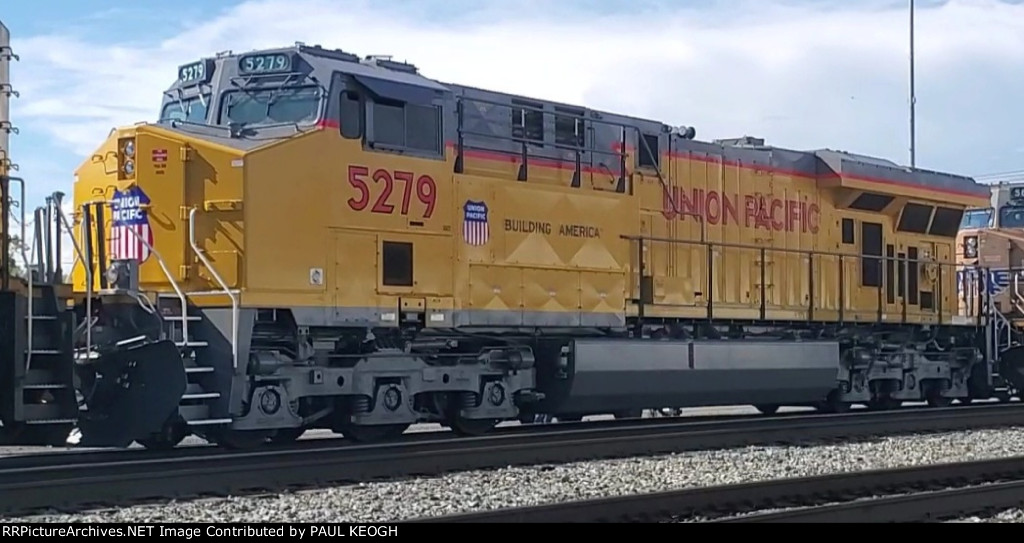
[
  {"left": 965, "top": 236, "right": 978, "bottom": 257},
  {"left": 117, "top": 136, "right": 136, "bottom": 180},
  {"left": 105, "top": 264, "right": 119, "bottom": 287}
]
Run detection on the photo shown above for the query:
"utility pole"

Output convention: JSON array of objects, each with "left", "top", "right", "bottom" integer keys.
[
  {"left": 1, "top": 20, "right": 14, "bottom": 289},
  {"left": 909, "top": 0, "right": 916, "bottom": 168}
]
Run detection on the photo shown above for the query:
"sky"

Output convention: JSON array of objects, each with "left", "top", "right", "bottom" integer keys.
[{"left": 3, "top": 0, "right": 1024, "bottom": 265}]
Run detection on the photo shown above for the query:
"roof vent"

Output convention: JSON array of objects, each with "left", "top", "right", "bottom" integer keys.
[
  {"left": 714, "top": 136, "right": 765, "bottom": 148},
  {"left": 299, "top": 44, "right": 360, "bottom": 63},
  {"left": 363, "top": 55, "right": 418, "bottom": 74}
]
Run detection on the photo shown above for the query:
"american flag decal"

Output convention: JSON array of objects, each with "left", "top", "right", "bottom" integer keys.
[
  {"left": 109, "top": 185, "right": 154, "bottom": 263},
  {"left": 462, "top": 200, "right": 489, "bottom": 246}
]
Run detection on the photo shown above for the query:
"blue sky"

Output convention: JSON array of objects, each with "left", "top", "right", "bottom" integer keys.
[{"left": 4, "top": 0, "right": 1024, "bottom": 223}]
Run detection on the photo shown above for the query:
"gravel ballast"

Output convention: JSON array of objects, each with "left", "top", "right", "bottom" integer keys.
[
  {"left": 8, "top": 427, "right": 1024, "bottom": 523},
  {"left": 953, "top": 509, "right": 1024, "bottom": 523}
]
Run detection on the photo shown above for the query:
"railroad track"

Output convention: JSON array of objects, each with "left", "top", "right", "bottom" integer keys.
[
  {"left": 3, "top": 403, "right": 1024, "bottom": 517},
  {"left": 0, "top": 403, "right": 964, "bottom": 470},
  {"left": 420, "top": 454, "right": 1024, "bottom": 523},
  {"left": 0, "top": 408, "right": 823, "bottom": 466},
  {"left": 0, "top": 402, "right": 1004, "bottom": 467}
]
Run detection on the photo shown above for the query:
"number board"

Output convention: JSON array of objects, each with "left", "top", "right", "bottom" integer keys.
[
  {"left": 239, "top": 53, "right": 292, "bottom": 75},
  {"left": 178, "top": 59, "right": 213, "bottom": 86},
  {"left": 1011, "top": 187, "right": 1024, "bottom": 200}
]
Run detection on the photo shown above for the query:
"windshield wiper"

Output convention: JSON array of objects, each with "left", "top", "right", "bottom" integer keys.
[
  {"left": 168, "top": 118, "right": 236, "bottom": 138},
  {"left": 163, "top": 88, "right": 187, "bottom": 117}
]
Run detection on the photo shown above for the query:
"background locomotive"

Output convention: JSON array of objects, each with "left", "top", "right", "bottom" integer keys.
[
  {"left": 5, "top": 36, "right": 1023, "bottom": 450},
  {"left": 957, "top": 180, "right": 1024, "bottom": 390}
]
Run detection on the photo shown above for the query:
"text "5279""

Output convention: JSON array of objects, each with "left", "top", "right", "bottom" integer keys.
[{"left": 347, "top": 165, "right": 436, "bottom": 218}]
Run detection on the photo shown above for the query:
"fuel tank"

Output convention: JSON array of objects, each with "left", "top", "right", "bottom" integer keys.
[{"left": 548, "top": 338, "right": 840, "bottom": 414}]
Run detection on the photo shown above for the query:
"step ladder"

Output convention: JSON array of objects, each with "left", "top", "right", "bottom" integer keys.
[
  {"left": 983, "top": 280, "right": 1021, "bottom": 398},
  {"left": 156, "top": 293, "right": 231, "bottom": 428},
  {"left": 17, "top": 279, "right": 78, "bottom": 429}
]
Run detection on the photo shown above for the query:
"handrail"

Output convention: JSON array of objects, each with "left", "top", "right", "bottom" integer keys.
[
  {"left": 77, "top": 202, "right": 104, "bottom": 363},
  {"left": 454, "top": 94, "right": 632, "bottom": 190},
  {"left": 48, "top": 196, "right": 92, "bottom": 361},
  {"left": 994, "top": 310, "right": 1012, "bottom": 352},
  {"left": 621, "top": 233, "right": 967, "bottom": 266},
  {"left": 118, "top": 220, "right": 190, "bottom": 347},
  {"left": 1013, "top": 271, "right": 1024, "bottom": 316},
  {"left": 4, "top": 178, "right": 32, "bottom": 368},
  {"left": 21, "top": 223, "right": 35, "bottom": 370},
  {"left": 188, "top": 207, "right": 237, "bottom": 368},
  {"left": 623, "top": 233, "right": 992, "bottom": 328}
]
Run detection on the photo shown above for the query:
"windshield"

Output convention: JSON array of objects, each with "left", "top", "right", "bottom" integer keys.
[
  {"left": 219, "top": 85, "right": 321, "bottom": 127},
  {"left": 160, "top": 95, "right": 209, "bottom": 124},
  {"left": 1000, "top": 206, "right": 1024, "bottom": 228},
  {"left": 960, "top": 208, "right": 993, "bottom": 229}
]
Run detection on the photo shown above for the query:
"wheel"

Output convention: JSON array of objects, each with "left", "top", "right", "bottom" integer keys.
[
  {"left": 268, "top": 427, "right": 306, "bottom": 444},
  {"left": 815, "top": 390, "right": 850, "bottom": 414},
  {"left": 753, "top": 404, "right": 779, "bottom": 415},
  {"left": 613, "top": 409, "right": 643, "bottom": 419},
  {"left": 212, "top": 428, "right": 275, "bottom": 449},
  {"left": 867, "top": 398, "right": 901, "bottom": 411},
  {"left": 136, "top": 416, "right": 188, "bottom": 450},
  {"left": 926, "top": 390, "right": 953, "bottom": 408},
  {"left": 338, "top": 422, "right": 410, "bottom": 443},
  {"left": 448, "top": 417, "right": 498, "bottom": 437}
]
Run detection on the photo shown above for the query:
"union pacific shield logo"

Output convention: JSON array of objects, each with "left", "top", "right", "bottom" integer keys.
[
  {"left": 109, "top": 185, "right": 155, "bottom": 263},
  {"left": 463, "top": 200, "right": 489, "bottom": 246}
]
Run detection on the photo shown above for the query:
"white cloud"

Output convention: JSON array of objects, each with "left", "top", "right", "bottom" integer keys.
[{"left": 10, "top": 0, "right": 1024, "bottom": 183}]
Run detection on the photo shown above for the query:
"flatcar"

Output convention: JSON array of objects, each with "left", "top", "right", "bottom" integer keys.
[{"left": 8, "top": 41, "right": 1021, "bottom": 450}]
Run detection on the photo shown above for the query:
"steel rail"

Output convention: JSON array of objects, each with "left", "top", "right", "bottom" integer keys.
[
  {"left": 0, "top": 403, "right": 969, "bottom": 469},
  {"left": 3, "top": 403, "right": 1024, "bottom": 517},
  {"left": 0, "top": 408, "right": 841, "bottom": 468},
  {"left": 418, "top": 454, "right": 1024, "bottom": 523},
  {"left": 713, "top": 481, "right": 1024, "bottom": 523}
]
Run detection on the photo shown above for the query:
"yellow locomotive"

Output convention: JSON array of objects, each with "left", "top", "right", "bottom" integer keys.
[{"left": 58, "top": 44, "right": 1004, "bottom": 449}]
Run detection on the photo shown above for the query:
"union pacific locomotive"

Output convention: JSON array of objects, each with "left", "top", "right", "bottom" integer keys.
[{"left": 5, "top": 39, "right": 1023, "bottom": 449}]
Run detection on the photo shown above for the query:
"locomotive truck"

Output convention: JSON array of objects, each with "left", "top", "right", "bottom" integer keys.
[{"left": 5, "top": 38, "right": 1024, "bottom": 450}]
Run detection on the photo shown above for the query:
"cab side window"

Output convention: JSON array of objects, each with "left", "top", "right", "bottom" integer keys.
[{"left": 340, "top": 90, "right": 363, "bottom": 140}]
